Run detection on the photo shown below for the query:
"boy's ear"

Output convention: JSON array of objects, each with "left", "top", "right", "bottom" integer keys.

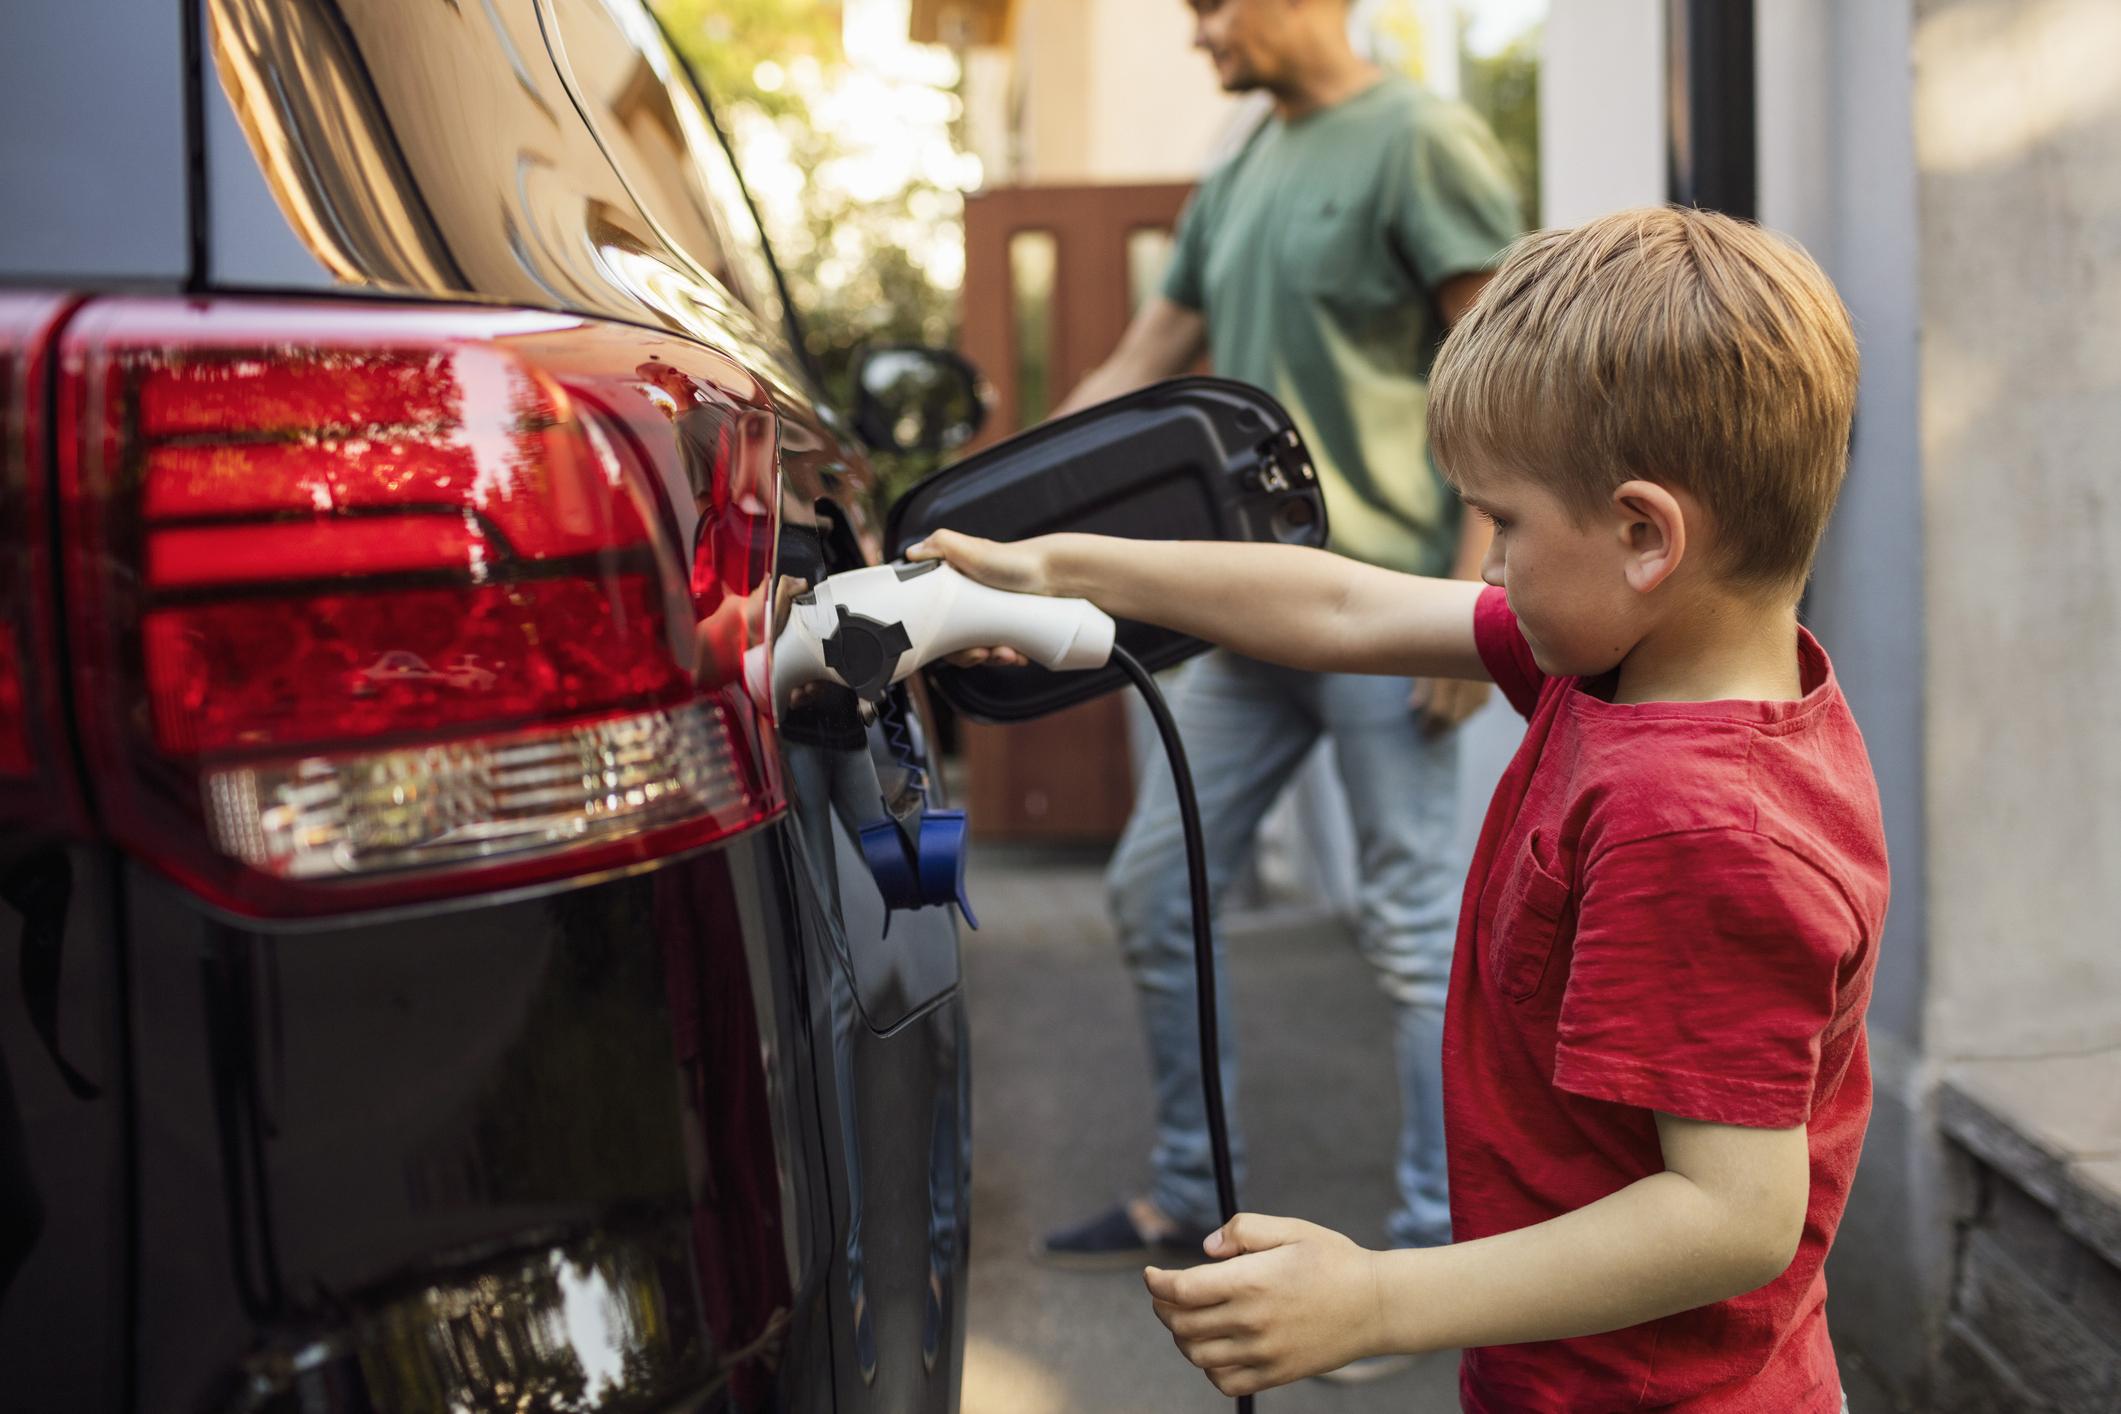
[{"left": 1611, "top": 480, "right": 1687, "bottom": 594}]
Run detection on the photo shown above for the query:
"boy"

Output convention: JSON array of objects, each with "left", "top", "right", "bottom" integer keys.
[{"left": 911, "top": 205, "right": 1885, "bottom": 1410}]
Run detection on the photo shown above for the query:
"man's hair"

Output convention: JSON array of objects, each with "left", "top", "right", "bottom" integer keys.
[{"left": 1429, "top": 206, "right": 1859, "bottom": 593}]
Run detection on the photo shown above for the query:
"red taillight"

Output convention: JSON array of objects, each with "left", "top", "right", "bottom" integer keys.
[
  {"left": 57, "top": 298, "right": 783, "bottom": 917},
  {"left": 0, "top": 293, "right": 82, "bottom": 832}
]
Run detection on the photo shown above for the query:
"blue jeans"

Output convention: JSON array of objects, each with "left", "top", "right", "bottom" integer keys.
[{"left": 1106, "top": 651, "right": 1462, "bottom": 1247}]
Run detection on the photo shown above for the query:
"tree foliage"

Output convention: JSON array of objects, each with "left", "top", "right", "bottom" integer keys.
[
  {"left": 654, "top": 0, "right": 966, "bottom": 495},
  {"left": 1460, "top": 23, "right": 1541, "bottom": 227}
]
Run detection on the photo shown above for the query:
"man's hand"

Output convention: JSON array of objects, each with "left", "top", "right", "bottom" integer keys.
[
  {"left": 1143, "top": 1214, "right": 1387, "bottom": 1398},
  {"left": 1411, "top": 676, "right": 1491, "bottom": 735}
]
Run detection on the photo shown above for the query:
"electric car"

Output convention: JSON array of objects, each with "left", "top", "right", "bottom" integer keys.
[{"left": 0, "top": 2, "right": 1320, "bottom": 1410}]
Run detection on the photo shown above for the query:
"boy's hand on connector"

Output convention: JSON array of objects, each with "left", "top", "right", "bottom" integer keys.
[
  {"left": 1144, "top": 1213, "right": 1387, "bottom": 1397},
  {"left": 906, "top": 529, "right": 1056, "bottom": 595},
  {"left": 906, "top": 530, "right": 1057, "bottom": 668}
]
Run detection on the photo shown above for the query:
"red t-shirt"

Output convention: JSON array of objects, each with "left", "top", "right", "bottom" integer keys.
[{"left": 1451, "top": 588, "right": 1890, "bottom": 1412}]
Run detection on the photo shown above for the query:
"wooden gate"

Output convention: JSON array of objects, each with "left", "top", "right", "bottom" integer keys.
[{"left": 955, "top": 182, "right": 1192, "bottom": 841}]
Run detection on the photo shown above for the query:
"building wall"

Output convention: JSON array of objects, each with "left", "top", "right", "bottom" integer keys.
[
  {"left": 1539, "top": 0, "right": 1663, "bottom": 226},
  {"left": 1010, "top": 0, "right": 1233, "bottom": 184},
  {"left": 1912, "top": 0, "right": 2121, "bottom": 1061}
]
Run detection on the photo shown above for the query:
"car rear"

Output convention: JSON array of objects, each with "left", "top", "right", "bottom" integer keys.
[{"left": 1, "top": 2, "right": 966, "bottom": 1410}]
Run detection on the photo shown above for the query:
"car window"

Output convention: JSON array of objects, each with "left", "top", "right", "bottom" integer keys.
[{"left": 543, "top": 0, "right": 790, "bottom": 349}]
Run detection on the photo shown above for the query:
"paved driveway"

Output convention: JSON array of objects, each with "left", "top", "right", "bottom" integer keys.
[{"left": 959, "top": 844, "right": 1463, "bottom": 1412}]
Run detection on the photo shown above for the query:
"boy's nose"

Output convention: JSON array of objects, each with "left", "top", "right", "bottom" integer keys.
[{"left": 1481, "top": 544, "right": 1506, "bottom": 587}]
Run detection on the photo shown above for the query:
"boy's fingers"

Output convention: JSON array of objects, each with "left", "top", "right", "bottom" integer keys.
[
  {"left": 1147, "top": 1261, "right": 1247, "bottom": 1308},
  {"left": 1153, "top": 1298, "right": 1244, "bottom": 1341},
  {"left": 1208, "top": 1211, "right": 1305, "bottom": 1257},
  {"left": 1175, "top": 1335, "right": 1251, "bottom": 1370}
]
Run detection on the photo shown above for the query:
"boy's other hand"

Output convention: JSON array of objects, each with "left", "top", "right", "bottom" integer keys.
[
  {"left": 1143, "top": 1213, "right": 1386, "bottom": 1397},
  {"left": 1412, "top": 676, "right": 1491, "bottom": 735}
]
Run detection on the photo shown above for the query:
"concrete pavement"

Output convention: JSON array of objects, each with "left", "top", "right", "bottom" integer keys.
[{"left": 958, "top": 842, "right": 1462, "bottom": 1412}]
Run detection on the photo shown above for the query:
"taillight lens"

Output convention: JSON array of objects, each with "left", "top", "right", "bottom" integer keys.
[
  {"left": 0, "top": 293, "right": 82, "bottom": 834},
  {"left": 58, "top": 298, "right": 782, "bottom": 917}
]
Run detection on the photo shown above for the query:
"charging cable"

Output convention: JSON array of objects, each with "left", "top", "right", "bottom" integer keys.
[
  {"left": 765, "top": 565, "right": 1254, "bottom": 1409},
  {"left": 1115, "top": 646, "right": 1253, "bottom": 1413}
]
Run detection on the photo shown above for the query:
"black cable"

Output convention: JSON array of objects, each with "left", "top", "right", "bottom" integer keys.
[{"left": 1112, "top": 647, "right": 1254, "bottom": 1414}]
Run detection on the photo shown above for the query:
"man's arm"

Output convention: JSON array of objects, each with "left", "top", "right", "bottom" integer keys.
[
  {"left": 908, "top": 530, "right": 1491, "bottom": 683},
  {"left": 1146, "top": 1116, "right": 1810, "bottom": 1397},
  {"left": 1051, "top": 297, "right": 1208, "bottom": 417}
]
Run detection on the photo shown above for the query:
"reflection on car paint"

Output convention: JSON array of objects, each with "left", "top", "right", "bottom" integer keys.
[{"left": 229, "top": 1221, "right": 719, "bottom": 1411}]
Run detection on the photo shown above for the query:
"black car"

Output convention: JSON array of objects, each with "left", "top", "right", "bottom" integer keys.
[{"left": 0, "top": 3, "right": 1321, "bottom": 1410}]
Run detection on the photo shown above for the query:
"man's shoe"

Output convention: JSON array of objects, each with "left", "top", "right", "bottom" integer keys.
[
  {"left": 1312, "top": 1353, "right": 1419, "bottom": 1385},
  {"left": 1033, "top": 1202, "right": 1214, "bottom": 1270}
]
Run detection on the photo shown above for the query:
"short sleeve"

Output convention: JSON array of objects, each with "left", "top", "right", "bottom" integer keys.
[
  {"left": 1473, "top": 586, "right": 1543, "bottom": 718},
  {"left": 1554, "top": 830, "right": 1859, "bottom": 1129},
  {"left": 1160, "top": 180, "right": 1218, "bottom": 311},
  {"left": 1388, "top": 99, "right": 1523, "bottom": 289}
]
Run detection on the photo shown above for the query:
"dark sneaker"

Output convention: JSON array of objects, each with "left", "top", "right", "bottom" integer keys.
[{"left": 1033, "top": 1202, "right": 1214, "bottom": 1270}]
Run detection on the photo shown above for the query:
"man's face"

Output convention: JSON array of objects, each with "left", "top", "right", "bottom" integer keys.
[
  {"left": 1186, "top": 0, "right": 1309, "bottom": 93},
  {"left": 1456, "top": 464, "right": 1649, "bottom": 680}
]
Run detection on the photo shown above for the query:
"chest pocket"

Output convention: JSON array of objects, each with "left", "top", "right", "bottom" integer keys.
[
  {"left": 1491, "top": 829, "right": 1574, "bottom": 1000},
  {"left": 1278, "top": 195, "right": 1398, "bottom": 306}
]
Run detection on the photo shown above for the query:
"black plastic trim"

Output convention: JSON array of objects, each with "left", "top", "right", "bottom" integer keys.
[
  {"left": 884, "top": 376, "right": 1327, "bottom": 722},
  {"left": 1665, "top": 0, "right": 1757, "bottom": 220}
]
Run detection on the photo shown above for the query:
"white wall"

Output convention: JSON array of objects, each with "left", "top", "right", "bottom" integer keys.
[
  {"left": 1913, "top": 0, "right": 2121, "bottom": 1059},
  {"left": 1004, "top": 0, "right": 1234, "bottom": 185},
  {"left": 1538, "top": 0, "right": 1663, "bottom": 225}
]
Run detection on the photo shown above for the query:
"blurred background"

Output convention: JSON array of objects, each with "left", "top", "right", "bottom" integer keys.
[{"left": 650, "top": 3, "right": 2119, "bottom": 1410}]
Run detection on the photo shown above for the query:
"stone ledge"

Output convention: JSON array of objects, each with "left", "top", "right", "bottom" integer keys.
[{"left": 1940, "top": 1050, "right": 2121, "bottom": 1271}]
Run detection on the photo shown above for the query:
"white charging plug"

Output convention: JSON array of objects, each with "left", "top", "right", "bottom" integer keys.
[{"left": 762, "top": 560, "right": 1116, "bottom": 708}]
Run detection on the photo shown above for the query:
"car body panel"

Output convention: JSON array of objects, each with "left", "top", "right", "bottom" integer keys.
[{"left": 5, "top": 0, "right": 971, "bottom": 1409}]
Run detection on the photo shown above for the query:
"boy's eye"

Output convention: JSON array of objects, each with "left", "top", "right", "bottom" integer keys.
[{"left": 1474, "top": 506, "right": 1508, "bottom": 531}]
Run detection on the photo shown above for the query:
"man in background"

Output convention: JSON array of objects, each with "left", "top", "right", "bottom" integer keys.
[{"left": 1034, "top": 0, "right": 1522, "bottom": 1377}]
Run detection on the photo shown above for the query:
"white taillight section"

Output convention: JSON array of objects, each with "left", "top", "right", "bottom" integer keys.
[{"left": 205, "top": 702, "right": 747, "bottom": 881}]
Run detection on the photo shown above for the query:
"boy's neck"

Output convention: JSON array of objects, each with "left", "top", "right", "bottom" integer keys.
[{"left": 1612, "top": 593, "right": 1804, "bottom": 706}]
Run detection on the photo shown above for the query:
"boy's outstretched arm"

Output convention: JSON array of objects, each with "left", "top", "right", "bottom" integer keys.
[
  {"left": 907, "top": 530, "right": 1491, "bottom": 683},
  {"left": 1145, "top": 1115, "right": 1809, "bottom": 1398}
]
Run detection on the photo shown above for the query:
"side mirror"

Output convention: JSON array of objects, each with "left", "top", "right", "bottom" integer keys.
[
  {"left": 851, "top": 345, "right": 989, "bottom": 455},
  {"left": 885, "top": 376, "right": 1327, "bottom": 722}
]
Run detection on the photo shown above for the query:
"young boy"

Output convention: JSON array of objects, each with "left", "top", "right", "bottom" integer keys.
[{"left": 911, "top": 205, "right": 1885, "bottom": 1410}]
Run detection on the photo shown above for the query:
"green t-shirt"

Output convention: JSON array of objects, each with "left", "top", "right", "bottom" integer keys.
[{"left": 1164, "top": 78, "right": 1522, "bottom": 576}]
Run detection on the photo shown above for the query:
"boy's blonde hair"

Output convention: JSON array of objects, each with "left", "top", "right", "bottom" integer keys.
[{"left": 1430, "top": 206, "right": 1858, "bottom": 593}]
